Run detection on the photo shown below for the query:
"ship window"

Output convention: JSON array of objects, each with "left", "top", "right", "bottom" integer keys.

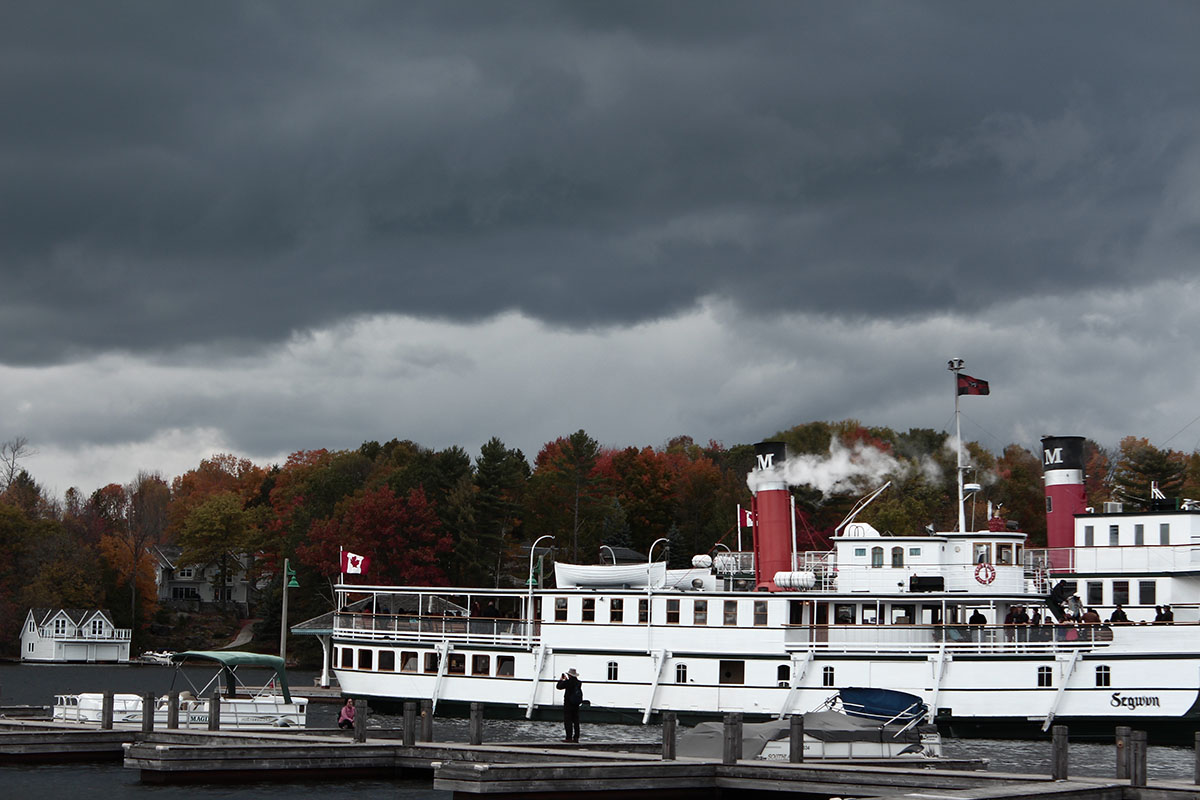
[
  {"left": 1109, "top": 525, "right": 1119, "bottom": 546},
  {"left": 555, "top": 598, "right": 568, "bottom": 622},
  {"left": 1161, "top": 524, "right": 1170, "bottom": 545},
  {"left": 891, "top": 547, "right": 904, "bottom": 568},
  {"left": 472, "top": 655, "right": 490, "bottom": 675},
  {"left": 854, "top": 548, "right": 866, "bottom": 557},
  {"left": 1112, "top": 581, "right": 1129, "bottom": 606},
  {"left": 1139, "top": 581, "right": 1156, "bottom": 605},
  {"left": 719, "top": 660, "right": 745, "bottom": 685},
  {"left": 996, "top": 544, "right": 1013, "bottom": 565},
  {"left": 693, "top": 600, "right": 707, "bottom": 625},
  {"left": 358, "top": 649, "right": 373, "bottom": 670},
  {"left": 401, "top": 651, "right": 418, "bottom": 672},
  {"left": 610, "top": 598, "right": 624, "bottom": 623},
  {"left": 753, "top": 600, "right": 768, "bottom": 626},
  {"left": 1084, "top": 526, "right": 1094, "bottom": 547},
  {"left": 891, "top": 604, "right": 915, "bottom": 625},
  {"left": 608, "top": 661, "right": 619, "bottom": 681},
  {"left": 582, "top": 598, "right": 595, "bottom": 622},
  {"left": 666, "top": 599, "right": 680, "bottom": 624},
  {"left": 1134, "top": 524, "right": 1144, "bottom": 546},
  {"left": 1046, "top": 496, "right": 1053, "bottom": 513},
  {"left": 1096, "top": 665, "right": 1111, "bottom": 687},
  {"left": 496, "top": 656, "right": 515, "bottom": 676},
  {"left": 973, "top": 543, "right": 991, "bottom": 564},
  {"left": 834, "top": 604, "right": 855, "bottom": 625},
  {"left": 675, "top": 663, "right": 688, "bottom": 684},
  {"left": 448, "top": 653, "right": 466, "bottom": 675},
  {"left": 639, "top": 599, "right": 649, "bottom": 623},
  {"left": 861, "top": 606, "right": 878, "bottom": 625},
  {"left": 1037, "top": 666, "right": 1053, "bottom": 687},
  {"left": 822, "top": 666, "right": 835, "bottom": 687},
  {"left": 871, "top": 547, "right": 884, "bottom": 568},
  {"left": 424, "top": 652, "right": 440, "bottom": 674},
  {"left": 777, "top": 665, "right": 790, "bottom": 686},
  {"left": 378, "top": 651, "right": 396, "bottom": 672},
  {"left": 909, "top": 547, "right": 921, "bottom": 557},
  {"left": 723, "top": 600, "right": 738, "bottom": 626},
  {"left": 1086, "top": 582, "right": 1103, "bottom": 606}
]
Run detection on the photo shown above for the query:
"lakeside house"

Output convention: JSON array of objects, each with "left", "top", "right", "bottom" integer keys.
[
  {"left": 20, "top": 608, "right": 131, "bottom": 662},
  {"left": 153, "top": 545, "right": 255, "bottom": 614}
]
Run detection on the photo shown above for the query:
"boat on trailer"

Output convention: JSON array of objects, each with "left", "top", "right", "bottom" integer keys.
[
  {"left": 324, "top": 363, "right": 1200, "bottom": 742},
  {"left": 53, "top": 650, "right": 308, "bottom": 729}
]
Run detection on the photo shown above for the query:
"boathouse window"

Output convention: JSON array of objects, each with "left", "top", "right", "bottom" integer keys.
[
  {"left": 1139, "top": 581, "right": 1157, "bottom": 605},
  {"left": 608, "top": 661, "right": 619, "bottom": 681},
  {"left": 996, "top": 544, "right": 1013, "bottom": 565},
  {"left": 719, "top": 660, "right": 745, "bottom": 685},
  {"left": 27, "top": 619, "right": 33, "bottom": 632},
  {"left": 610, "top": 598, "right": 623, "bottom": 623},
  {"left": 1135, "top": 524, "right": 1145, "bottom": 546},
  {"left": 582, "top": 598, "right": 595, "bottom": 622},
  {"left": 401, "top": 651, "right": 418, "bottom": 672},
  {"left": 1086, "top": 582, "right": 1103, "bottom": 606},
  {"left": 1037, "top": 666, "right": 1053, "bottom": 687},
  {"left": 472, "top": 655, "right": 490, "bottom": 676},
  {"left": 497, "top": 656, "right": 515, "bottom": 676},
  {"left": 822, "top": 666, "right": 835, "bottom": 687},
  {"left": 378, "top": 651, "right": 396, "bottom": 672},
  {"left": 1084, "top": 526, "right": 1094, "bottom": 546},
  {"left": 1112, "top": 581, "right": 1129, "bottom": 606},
  {"left": 777, "top": 665, "right": 790, "bottom": 687},
  {"left": 424, "top": 652, "right": 440, "bottom": 674},
  {"left": 1096, "top": 665, "right": 1111, "bottom": 687},
  {"left": 90, "top": 619, "right": 105, "bottom": 635},
  {"left": 666, "top": 599, "right": 680, "bottom": 624},
  {"left": 555, "top": 598, "right": 568, "bottom": 622},
  {"left": 870, "top": 547, "right": 884, "bottom": 568},
  {"left": 723, "top": 600, "right": 738, "bottom": 626},
  {"left": 639, "top": 599, "right": 649, "bottom": 623},
  {"left": 891, "top": 547, "right": 904, "bottom": 568},
  {"left": 1109, "top": 525, "right": 1120, "bottom": 546},
  {"left": 753, "top": 600, "right": 768, "bottom": 626},
  {"left": 358, "top": 649, "right": 373, "bottom": 670},
  {"left": 973, "top": 543, "right": 991, "bottom": 564},
  {"left": 53, "top": 618, "right": 67, "bottom": 635},
  {"left": 675, "top": 664, "right": 688, "bottom": 684},
  {"left": 693, "top": 600, "right": 708, "bottom": 625},
  {"left": 1160, "top": 523, "right": 1171, "bottom": 545}
]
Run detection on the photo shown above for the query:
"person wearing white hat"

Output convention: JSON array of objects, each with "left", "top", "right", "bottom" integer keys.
[{"left": 556, "top": 668, "right": 584, "bottom": 742}]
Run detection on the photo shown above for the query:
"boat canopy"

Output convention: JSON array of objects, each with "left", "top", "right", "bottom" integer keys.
[{"left": 171, "top": 650, "right": 292, "bottom": 703}]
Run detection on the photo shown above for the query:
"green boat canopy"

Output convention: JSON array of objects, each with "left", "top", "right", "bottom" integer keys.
[{"left": 171, "top": 650, "right": 293, "bottom": 703}]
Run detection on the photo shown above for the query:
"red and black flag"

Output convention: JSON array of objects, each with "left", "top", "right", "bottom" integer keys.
[{"left": 957, "top": 374, "right": 990, "bottom": 396}]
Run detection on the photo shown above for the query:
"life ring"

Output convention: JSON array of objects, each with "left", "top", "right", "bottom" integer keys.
[{"left": 974, "top": 563, "right": 996, "bottom": 585}]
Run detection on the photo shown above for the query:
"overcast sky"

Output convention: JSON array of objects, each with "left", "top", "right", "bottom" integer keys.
[{"left": 3, "top": 1, "right": 1200, "bottom": 499}]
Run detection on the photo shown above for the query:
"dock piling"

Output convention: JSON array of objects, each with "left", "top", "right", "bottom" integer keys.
[
  {"left": 661, "top": 712, "right": 676, "bottom": 760},
  {"left": 1115, "top": 726, "right": 1130, "bottom": 779},
  {"left": 403, "top": 701, "right": 417, "bottom": 746},
  {"left": 100, "top": 690, "right": 114, "bottom": 730},
  {"left": 1194, "top": 731, "right": 1200, "bottom": 784},
  {"left": 419, "top": 699, "right": 433, "bottom": 742},
  {"left": 141, "top": 692, "right": 155, "bottom": 733},
  {"left": 789, "top": 714, "right": 804, "bottom": 763},
  {"left": 166, "top": 691, "right": 179, "bottom": 729},
  {"left": 1130, "top": 730, "right": 1148, "bottom": 787},
  {"left": 722, "top": 712, "right": 742, "bottom": 765},
  {"left": 353, "top": 699, "right": 367, "bottom": 743},
  {"left": 207, "top": 693, "right": 221, "bottom": 731},
  {"left": 468, "top": 702, "right": 483, "bottom": 746},
  {"left": 1051, "top": 724, "right": 1068, "bottom": 780}
]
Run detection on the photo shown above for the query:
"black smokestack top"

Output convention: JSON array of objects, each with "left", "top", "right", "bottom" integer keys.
[
  {"left": 1041, "top": 436, "right": 1086, "bottom": 472},
  {"left": 753, "top": 441, "right": 787, "bottom": 472}
]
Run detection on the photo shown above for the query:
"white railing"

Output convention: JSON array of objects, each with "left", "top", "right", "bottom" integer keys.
[
  {"left": 784, "top": 622, "right": 1132, "bottom": 655},
  {"left": 335, "top": 612, "right": 535, "bottom": 647},
  {"left": 39, "top": 627, "right": 131, "bottom": 641},
  {"left": 1026, "top": 545, "right": 1200, "bottom": 577}
]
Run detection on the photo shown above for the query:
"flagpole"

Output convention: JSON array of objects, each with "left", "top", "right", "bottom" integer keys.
[
  {"left": 948, "top": 358, "right": 966, "bottom": 533},
  {"left": 736, "top": 504, "right": 743, "bottom": 552}
]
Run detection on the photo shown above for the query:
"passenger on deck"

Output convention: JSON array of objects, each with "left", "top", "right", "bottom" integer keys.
[{"left": 1109, "top": 605, "right": 1129, "bottom": 624}]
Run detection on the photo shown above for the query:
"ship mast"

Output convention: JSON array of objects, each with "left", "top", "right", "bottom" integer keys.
[{"left": 948, "top": 358, "right": 966, "bottom": 533}]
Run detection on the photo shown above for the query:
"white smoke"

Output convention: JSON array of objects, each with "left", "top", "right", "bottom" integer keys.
[{"left": 747, "top": 440, "right": 903, "bottom": 494}]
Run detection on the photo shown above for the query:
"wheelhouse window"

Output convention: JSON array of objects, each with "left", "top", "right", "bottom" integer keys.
[
  {"left": 472, "top": 655, "right": 490, "bottom": 676},
  {"left": 1135, "top": 524, "right": 1145, "bottom": 546},
  {"left": 1139, "top": 581, "right": 1157, "bottom": 605},
  {"left": 753, "top": 600, "right": 768, "bottom": 626},
  {"left": 1112, "top": 581, "right": 1129, "bottom": 606},
  {"left": 378, "top": 650, "right": 396, "bottom": 672},
  {"left": 638, "top": 599, "right": 649, "bottom": 623},
  {"left": 610, "top": 598, "right": 624, "bottom": 623},
  {"left": 1109, "top": 525, "right": 1119, "bottom": 546},
  {"left": 607, "top": 661, "right": 619, "bottom": 681},
  {"left": 555, "top": 598, "right": 568, "bottom": 622},
  {"left": 1084, "top": 526, "right": 1094, "bottom": 546},
  {"left": 870, "top": 547, "right": 884, "bottom": 568},
  {"left": 973, "top": 543, "right": 991, "bottom": 564},
  {"left": 822, "top": 666, "right": 835, "bottom": 687},
  {"left": 1038, "top": 666, "right": 1053, "bottom": 687},
  {"left": 693, "top": 600, "right": 707, "bottom": 625},
  {"left": 719, "top": 660, "right": 745, "bottom": 685},
  {"left": 1096, "top": 665, "right": 1111, "bottom": 687},
  {"left": 891, "top": 547, "right": 904, "bottom": 568},
  {"left": 582, "top": 598, "right": 595, "bottom": 622},
  {"left": 1161, "top": 524, "right": 1171, "bottom": 545},
  {"left": 675, "top": 663, "right": 688, "bottom": 684},
  {"left": 401, "top": 651, "right": 418, "bottom": 672},
  {"left": 723, "top": 600, "right": 738, "bottom": 626},
  {"left": 996, "top": 544, "right": 1014, "bottom": 565},
  {"left": 666, "top": 599, "right": 680, "bottom": 624}
]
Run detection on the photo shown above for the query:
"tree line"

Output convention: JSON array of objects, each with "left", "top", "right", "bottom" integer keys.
[{"left": 0, "top": 424, "right": 1196, "bottom": 656}]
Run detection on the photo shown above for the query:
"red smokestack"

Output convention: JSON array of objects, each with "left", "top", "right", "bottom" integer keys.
[
  {"left": 1042, "top": 435, "right": 1086, "bottom": 568},
  {"left": 751, "top": 442, "right": 792, "bottom": 590}
]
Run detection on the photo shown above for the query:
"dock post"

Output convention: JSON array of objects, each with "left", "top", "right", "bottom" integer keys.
[
  {"left": 790, "top": 714, "right": 804, "bottom": 763},
  {"left": 661, "top": 712, "right": 676, "bottom": 760},
  {"left": 1194, "top": 730, "right": 1200, "bottom": 784},
  {"left": 420, "top": 699, "right": 434, "bottom": 742},
  {"left": 167, "top": 691, "right": 179, "bottom": 729},
  {"left": 207, "top": 693, "right": 221, "bottom": 731},
  {"left": 101, "top": 690, "right": 114, "bottom": 730},
  {"left": 353, "top": 699, "right": 367, "bottom": 743},
  {"left": 722, "top": 712, "right": 743, "bottom": 765},
  {"left": 141, "top": 692, "right": 155, "bottom": 733},
  {"left": 469, "top": 702, "right": 484, "bottom": 746},
  {"left": 1130, "top": 730, "right": 1147, "bottom": 787},
  {"left": 1051, "top": 725, "right": 1068, "bottom": 780},
  {"left": 1115, "top": 726, "right": 1131, "bottom": 779},
  {"left": 403, "top": 701, "right": 417, "bottom": 746}
]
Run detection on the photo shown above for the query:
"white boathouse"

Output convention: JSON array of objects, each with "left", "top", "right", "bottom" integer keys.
[{"left": 20, "top": 608, "right": 131, "bottom": 663}]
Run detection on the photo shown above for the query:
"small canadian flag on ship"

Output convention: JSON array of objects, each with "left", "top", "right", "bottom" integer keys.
[
  {"left": 341, "top": 550, "right": 370, "bottom": 574},
  {"left": 740, "top": 508, "right": 755, "bottom": 527}
]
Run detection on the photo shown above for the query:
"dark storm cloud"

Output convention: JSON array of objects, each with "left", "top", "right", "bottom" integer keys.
[{"left": 2, "top": 1, "right": 1198, "bottom": 364}]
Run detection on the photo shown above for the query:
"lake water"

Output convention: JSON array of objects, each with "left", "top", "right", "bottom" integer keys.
[{"left": 3, "top": 663, "right": 1197, "bottom": 797}]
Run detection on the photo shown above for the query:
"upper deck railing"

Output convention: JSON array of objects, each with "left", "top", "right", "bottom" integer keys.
[
  {"left": 38, "top": 626, "right": 132, "bottom": 641},
  {"left": 1025, "top": 544, "right": 1200, "bottom": 580}
]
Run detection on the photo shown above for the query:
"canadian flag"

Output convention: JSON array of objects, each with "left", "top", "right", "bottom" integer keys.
[
  {"left": 341, "top": 551, "right": 370, "bottom": 574},
  {"left": 740, "top": 508, "right": 755, "bottom": 527}
]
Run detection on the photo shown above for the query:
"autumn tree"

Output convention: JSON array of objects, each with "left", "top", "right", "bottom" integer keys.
[
  {"left": 526, "top": 431, "right": 605, "bottom": 561},
  {"left": 176, "top": 492, "right": 262, "bottom": 605},
  {"left": 1112, "top": 437, "right": 1185, "bottom": 505},
  {"left": 94, "top": 473, "right": 168, "bottom": 635},
  {"left": 469, "top": 438, "right": 530, "bottom": 586}
]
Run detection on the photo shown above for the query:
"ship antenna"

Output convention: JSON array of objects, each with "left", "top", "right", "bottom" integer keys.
[
  {"left": 835, "top": 480, "right": 892, "bottom": 536},
  {"left": 948, "top": 358, "right": 966, "bottom": 533}
]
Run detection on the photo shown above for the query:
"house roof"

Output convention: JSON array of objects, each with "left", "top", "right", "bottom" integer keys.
[{"left": 28, "top": 608, "right": 116, "bottom": 627}]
